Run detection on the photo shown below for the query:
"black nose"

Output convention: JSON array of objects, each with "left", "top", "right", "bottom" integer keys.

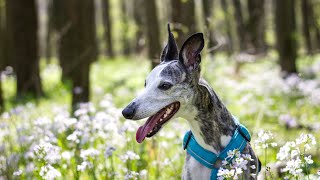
[{"left": 122, "top": 103, "right": 136, "bottom": 119}]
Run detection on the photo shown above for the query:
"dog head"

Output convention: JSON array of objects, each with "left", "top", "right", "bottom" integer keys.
[{"left": 122, "top": 24, "right": 204, "bottom": 143}]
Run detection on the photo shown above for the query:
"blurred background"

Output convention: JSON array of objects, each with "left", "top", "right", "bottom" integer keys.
[
  {"left": 0, "top": 0, "right": 319, "bottom": 109},
  {"left": 0, "top": 0, "right": 319, "bottom": 179}
]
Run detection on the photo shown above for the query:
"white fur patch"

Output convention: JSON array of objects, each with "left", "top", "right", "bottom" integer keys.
[
  {"left": 183, "top": 156, "right": 211, "bottom": 180},
  {"left": 185, "top": 116, "right": 219, "bottom": 154},
  {"left": 220, "top": 135, "right": 232, "bottom": 147}
]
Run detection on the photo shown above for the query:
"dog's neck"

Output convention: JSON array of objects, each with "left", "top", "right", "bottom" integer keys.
[{"left": 184, "top": 78, "right": 237, "bottom": 154}]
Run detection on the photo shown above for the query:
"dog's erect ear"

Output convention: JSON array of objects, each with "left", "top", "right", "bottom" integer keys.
[
  {"left": 179, "top": 33, "right": 204, "bottom": 71},
  {"left": 160, "top": 24, "right": 179, "bottom": 62}
]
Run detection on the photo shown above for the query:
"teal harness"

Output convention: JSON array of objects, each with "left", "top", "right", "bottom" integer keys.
[{"left": 183, "top": 123, "right": 251, "bottom": 180}]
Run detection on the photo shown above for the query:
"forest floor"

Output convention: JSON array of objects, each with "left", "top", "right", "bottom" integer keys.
[{"left": 1, "top": 53, "right": 320, "bottom": 179}]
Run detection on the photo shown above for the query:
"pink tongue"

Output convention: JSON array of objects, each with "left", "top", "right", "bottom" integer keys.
[{"left": 136, "top": 111, "right": 165, "bottom": 143}]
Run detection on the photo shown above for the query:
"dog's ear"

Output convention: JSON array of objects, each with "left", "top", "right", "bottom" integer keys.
[
  {"left": 179, "top": 33, "right": 204, "bottom": 71},
  {"left": 160, "top": 24, "right": 179, "bottom": 62}
]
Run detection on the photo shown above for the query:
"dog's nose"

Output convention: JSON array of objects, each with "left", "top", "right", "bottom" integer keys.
[{"left": 122, "top": 103, "right": 136, "bottom": 119}]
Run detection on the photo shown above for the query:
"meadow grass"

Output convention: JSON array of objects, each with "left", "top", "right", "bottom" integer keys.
[{"left": 0, "top": 54, "right": 319, "bottom": 179}]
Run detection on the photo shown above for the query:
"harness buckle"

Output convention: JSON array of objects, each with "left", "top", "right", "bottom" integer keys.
[{"left": 183, "top": 131, "right": 192, "bottom": 150}]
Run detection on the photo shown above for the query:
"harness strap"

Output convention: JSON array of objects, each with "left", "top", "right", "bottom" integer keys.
[{"left": 183, "top": 123, "right": 251, "bottom": 180}]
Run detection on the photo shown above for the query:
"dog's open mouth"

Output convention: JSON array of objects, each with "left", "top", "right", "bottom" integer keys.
[{"left": 136, "top": 102, "right": 180, "bottom": 143}]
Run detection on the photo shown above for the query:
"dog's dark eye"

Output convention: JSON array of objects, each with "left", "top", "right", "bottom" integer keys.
[
  {"left": 158, "top": 82, "right": 173, "bottom": 90},
  {"left": 144, "top": 80, "right": 146, "bottom": 87}
]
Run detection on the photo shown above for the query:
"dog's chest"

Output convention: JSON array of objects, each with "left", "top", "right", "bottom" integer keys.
[{"left": 182, "top": 153, "right": 211, "bottom": 180}]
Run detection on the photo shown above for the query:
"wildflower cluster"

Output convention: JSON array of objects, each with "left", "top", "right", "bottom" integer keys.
[
  {"left": 254, "top": 130, "right": 278, "bottom": 149},
  {"left": 217, "top": 149, "right": 256, "bottom": 179},
  {"left": 277, "top": 134, "right": 317, "bottom": 179}
]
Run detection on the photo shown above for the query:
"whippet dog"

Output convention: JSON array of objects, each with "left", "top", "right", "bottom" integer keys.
[{"left": 122, "top": 25, "right": 260, "bottom": 180}]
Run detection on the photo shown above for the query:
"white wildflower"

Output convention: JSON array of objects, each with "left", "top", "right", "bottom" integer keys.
[
  {"left": 217, "top": 168, "right": 235, "bottom": 179},
  {"left": 282, "top": 158, "right": 303, "bottom": 177},
  {"left": 124, "top": 171, "right": 139, "bottom": 180},
  {"left": 255, "top": 130, "right": 277, "bottom": 149},
  {"left": 120, "top": 151, "right": 140, "bottom": 162},
  {"left": 13, "top": 169, "right": 22, "bottom": 176},
  {"left": 77, "top": 161, "right": 93, "bottom": 171},
  {"left": 296, "top": 134, "right": 316, "bottom": 145},
  {"left": 139, "top": 169, "right": 148, "bottom": 177},
  {"left": 61, "top": 151, "right": 72, "bottom": 160},
  {"left": 34, "top": 142, "right": 61, "bottom": 164},
  {"left": 39, "top": 165, "right": 61, "bottom": 180},
  {"left": 80, "top": 148, "right": 100, "bottom": 160},
  {"left": 290, "top": 149, "right": 300, "bottom": 158},
  {"left": 304, "top": 155, "right": 313, "bottom": 164},
  {"left": 241, "top": 154, "right": 253, "bottom": 161},
  {"left": 227, "top": 149, "right": 236, "bottom": 159},
  {"left": 66, "top": 130, "right": 82, "bottom": 143},
  {"left": 104, "top": 146, "right": 116, "bottom": 158}
]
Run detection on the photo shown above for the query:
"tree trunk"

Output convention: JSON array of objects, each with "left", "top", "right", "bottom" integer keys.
[
  {"left": 144, "top": 0, "right": 161, "bottom": 68},
  {"left": 133, "top": 0, "right": 145, "bottom": 54},
  {"left": 121, "top": 0, "right": 131, "bottom": 56},
  {"left": 102, "top": 0, "right": 114, "bottom": 57},
  {"left": 247, "top": 0, "right": 266, "bottom": 53},
  {"left": 171, "top": 0, "right": 196, "bottom": 47},
  {"left": 301, "top": 0, "right": 312, "bottom": 54},
  {"left": 53, "top": 0, "right": 97, "bottom": 110},
  {"left": 0, "top": 1, "right": 5, "bottom": 111},
  {"left": 307, "top": 0, "right": 320, "bottom": 51},
  {"left": 275, "top": 0, "right": 297, "bottom": 75},
  {"left": 46, "top": 0, "right": 54, "bottom": 61},
  {"left": 6, "top": 0, "right": 43, "bottom": 98},
  {"left": 220, "top": 0, "right": 234, "bottom": 54},
  {"left": 232, "top": 0, "right": 248, "bottom": 51},
  {"left": 202, "top": 0, "right": 216, "bottom": 53}
]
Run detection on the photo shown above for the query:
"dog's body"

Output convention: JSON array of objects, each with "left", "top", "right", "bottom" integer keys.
[{"left": 122, "top": 25, "right": 259, "bottom": 179}]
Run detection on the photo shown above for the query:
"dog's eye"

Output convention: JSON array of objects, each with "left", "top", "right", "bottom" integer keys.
[
  {"left": 158, "top": 82, "right": 173, "bottom": 90},
  {"left": 144, "top": 80, "right": 146, "bottom": 87}
]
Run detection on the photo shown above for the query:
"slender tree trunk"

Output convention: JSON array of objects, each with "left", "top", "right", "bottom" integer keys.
[
  {"left": 133, "top": 0, "right": 145, "bottom": 54},
  {"left": 144, "top": 0, "right": 161, "bottom": 68},
  {"left": 46, "top": 0, "right": 54, "bottom": 61},
  {"left": 221, "top": 0, "right": 234, "bottom": 54},
  {"left": 0, "top": 78, "right": 2, "bottom": 112},
  {"left": 301, "top": 0, "right": 312, "bottom": 54},
  {"left": 52, "top": 0, "right": 72, "bottom": 80},
  {"left": 315, "top": 27, "right": 320, "bottom": 51},
  {"left": 247, "top": 0, "right": 266, "bottom": 53},
  {"left": 308, "top": 0, "right": 320, "bottom": 51},
  {"left": 121, "top": 0, "right": 131, "bottom": 56},
  {"left": 53, "top": 0, "right": 97, "bottom": 110},
  {"left": 202, "top": 0, "right": 216, "bottom": 53},
  {"left": 275, "top": 0, "right": 297, "bottom": 75},
  {"left": 0, "top": 1, "right": 5, "bottom": 111},
  {"left": 6, "top": 0, "right": 43, "bottom": 98},
  {"left": 171, "top": 0, "right": 196, "bottom": 47},
  {"left": 102, "top": 0, "right": 114, "bottom": 57},
  {"left": 232, "top": 0, "right": 248, "bottom": 51}
]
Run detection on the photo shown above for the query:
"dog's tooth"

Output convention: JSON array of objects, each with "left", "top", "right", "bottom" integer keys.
[{"left": 163, "top": 114, "right": 167, "bottom": 118}]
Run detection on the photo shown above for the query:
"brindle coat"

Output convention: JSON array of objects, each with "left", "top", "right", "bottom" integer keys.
[{"left": 122, "top": 25, "right": 259, "bottom": 180}]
